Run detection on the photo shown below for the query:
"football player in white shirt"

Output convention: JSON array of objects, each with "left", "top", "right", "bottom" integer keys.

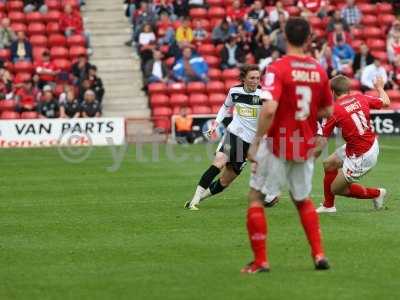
[{"left": 185, "top": 64, "right": 264, "bottom": 210}]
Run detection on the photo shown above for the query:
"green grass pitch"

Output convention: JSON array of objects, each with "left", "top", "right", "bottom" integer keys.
[{"left": 1, "top": 137, "right": 400, "bottom": 300}]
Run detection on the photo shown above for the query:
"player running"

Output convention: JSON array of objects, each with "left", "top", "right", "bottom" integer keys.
[
  {"left": 242, "top": 17, "right": 333, "bottom": 273},
  {"left": 185, "top": 64, "right": 263, "bottom": 210},
  {"left": 315, "top": 75, "right": 390, "bottom": 213}
]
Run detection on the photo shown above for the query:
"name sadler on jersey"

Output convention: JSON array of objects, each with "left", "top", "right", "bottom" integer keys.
[{"left": 291, "top": 70, "right": 321, "bottom": 83}]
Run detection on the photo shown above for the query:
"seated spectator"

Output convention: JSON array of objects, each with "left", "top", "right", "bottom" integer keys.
[
  {"left": 35, "top": 51, "right": 59, "bottom": 89},
  {"left": 227, "top": 0, "right": 247, "bottom": 23},
  {"left": 361, "top": 59, "right": 388, "bottom": 92},
  {"left": 254, "top": 34, "right": 277, "bottom": 64},
  {"left": 340, "top": 0, "right": 361, "bottom": 28},
  {"left": 252, "top": 17, "right": 273, "bottom": 44},
  {"left": 143, "top": 49, "right": 169, "bottom": 86},
  {"left": 388, "top": 55, "right": 400, "bottom": 90},
  {"left": 387, "top": 30, "right": 400, "bottom": 64},
  {"left": 353, "top": 42, "right": 375, "bottom": 79},
  {"left": 193, "top": 19, "right": 208, "bottom": 43},
  {"left": 60, "top": 88, "right": 80, "bottom": 118},
  {"left": 78, "top": 78, "right": 91, "bottom": 102},
  {"left": 37, "top": 86, "right": 59, "bottom": 118},
  {"left": 72, "top": 55, "right": 91, "bottom": 85},
  {"left": 332, "top": 35, "right": 355, "bottom": 73},
  {"left": 81, "top": 90, "right": 102, "bottom": 118},
  {"left": 23, "top": 0, "right": 48, "bottom": 13},
  {"left": 154, "top": 0, "right": 174, "bottom": 18},
  {"left": 175, "top": 17, "right": 193, "bottom": 45},
  {"left": 157, "top": 12, "right": 175, "bottom": 45},
  {"left": 269, "top": 1, "right": 289, "bottom": 25},
  {"left": 138, "top": 23, "right": 157, "bottom": 68},
  {"left": 220, "top": 35, "right": 245, "bottom": 70},
  {"left": 0, "top": 61, "right": 12, "bottom": 98},
  {"left": 87, "top": 65, "right": 105, "bottom": 103},
  {"left": 236, "top": 22, "right": 252, "bottom": 54},
  {"left": 132, "top": 1, "right": 157, "bottom": 44},
  {"left": 326, "top": 10, "right": 349, "bottom": 32},
  {"left": 328, "top": 22, "right": 351, "bottom": 47},
  {"left": 173, "top": 0, "right": 189, "bottom": 18},
  {"left": 298, "top": 0, "right": 327, "bottom": 17},
  {"left": 175, "top": 106, "right": 194, "bottom": 144},
  {"left": 172, "top": 46, "right": 208, "bottom": 82},
  {"left": 10, "top": 31, "right": 33, "bottom": 62},
  {"left": 0, "top": 18, "right": 16, "bottom": 49},
  {"left": 15, "top": 79, "right": 39, "bottom": 112},
  {"left": 247, "top": 0, "right": 266, "bottom": 21},
  {"left": 212, "top": 19, "right": 235, "bottom": 44}
]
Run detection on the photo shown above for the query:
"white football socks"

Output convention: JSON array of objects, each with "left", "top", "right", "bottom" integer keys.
[{"left": 190, "top": 186, "right": 205, "bottom": 206}]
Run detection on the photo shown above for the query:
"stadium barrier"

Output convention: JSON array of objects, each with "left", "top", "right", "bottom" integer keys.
[{"left": 0, "top": 117, "right": 125, "bottom": 148}]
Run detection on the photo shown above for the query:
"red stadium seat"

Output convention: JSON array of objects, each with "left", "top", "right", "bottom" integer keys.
[
  {"left": 167, "top": 82, "right": 186, "bottom": 94},
  {"left": 172, "top": 106, "right": 192, "bottom": 115},
  {"left": 309, "top": 16, "right": 325, "bottom": 30},
  {"left": 48, "top": 34, "right": 67, "bottom": 47},
  {"left": 365, "top": 90, "right": 379, "bottom": 97},
  {"left": 389, "top": 102, "right": 400, "bottom": 110},
  {"left": 0, "top": 100, "right": 17, "bottom": 112},
  {"left": 222, "top": 68, "right": 240, "bottom": 80},
  {"left": 30, "top": 35, "right": 48, "bottom": 47},
  {"left": 47, "top": 22, "right": 61, "bottom": 34},
  {"left": 208, "top": 68, "right": 222, "bottom": 80},
  {"left": 150, "top": 94, "right": 169, "bottom": 107},
  {"left": 189, "top": 93, "right": 208, "bottom": 106},
  {"left": 208, "top": 7, "right": 226, "bottom": 19},
  {"left": 211, "top": 105, "right": 220, "bottom": 114},
  {"left": 62, "top": 0, "right": 80, "bottom": 10},
  {"left": 69, "top": 46, "right": 87, "bottom": 59},
  {"left": 361, "top": 15, "right": 377, "bottom": 26},
  {"left": 378, "top": 14, "right": 396, "bottom": 27},
  {"left": 165, "top": 57, "right": 175, "bottom": 68},
  {"left": 351, "top": 39, "right": 363, "bottom": 52},
  {"left": 224, "top": 79, "right": 241, "bottom": 91},
  {"left": 27, "top": 22, "right": 46, "bottom": 36},
  {"left": 153, "top": 106, "right": 172, "bottom": 117},
  {"left": 386, "top": 90, "right": 400, "bottom": 102},
  {"left": 366, "top": 39, "right": 386, "bottom": 51},
  {"left": 358, "top": 3, "right": 375, "bottom": 14},
  {"left": 50, "top": 46, "right": 69, "bottom": 59},
  {"left": 8, "top": 11, "right": 25, "bottom": 24},
  {"left": 190, "top": 8, "right": 207, "bottom": 18},
  {"left": 203, "top": 55, "right": 220, "bottom": 68},
  {"left": 187, "top": 82, "right": 206, "bottom": 94},
  {"left": 0, "top": 49, "right": 11, "bottom": 61},
  {"left": 363, "top": 27, "right": 383, "bottom": 39},
  {"left": 11, "top": 23, "right": 27, "bottom": 33},
  {"left": 15, "top": 73, "right": 32, "bottom": 83},
  {"left": 210, "top": 18, "right": 223, "bottom": 28},
  {"left": 44, "top": 10, "right": 62, "bottom": 23},
  {"left": 33, "top": 47, "right": 48, "bottom": 61},
  {"left": 208, "top": 0, "right": 223, "bottom": 6},
  {"left": 351, "top": 27, "right": 363, "bottom": 39},
  {"left": 198, "top": 43, "right": 216, "bottom": 56},
  {"left": 14, "top": 61, "right": 33, "bottom": 74},
  {"left": 170, "top": 93, "right": 189, "bottom": 107},
  {"left": 313, "top": 28, "right": 325, "bottom": 39},
  {"left": 286, "top": 6, "right": 301, "bottom": 16},
  {"left": 371, "top": 51, "right": 388, "bottom": 62},
  {"left": 193, "top": 18, "right": 211, "bottom": 32},
  {"left": 1, "top": 111, "right": 20, "bottom": 119},
  {"left": 67, "top": 34, "right": 86, "bottom": 47},
  {"left": 376, "top": 2, "right": 393, "bottom": 14},
  {"left": 52, "top": 58, "right": 72, "bottom": 72},
  {"left": 0, "top": 2, "right": 5, "bottom": 12},
  {"left": 192, "top": 105, "right": 212, "bottom": 114},
  {"left": 382, "top": 63, "right": 393, "bottom": 73},
  {"left": 153, "top": 118, "right": 171, "bottom": 132},
  {"left": 20, "top": 111, "right": 39, "bottom": 119},
  {"left": 46, "top": 0, "right": 62, "bottom": 11},
  {"left": 7, "top": 1, "right": 24, "bottom": 12},
  {"left": 206, "top": 81, "right": 225, "bottom": 94},
  {"left": 148, "top": 82, "right": 167, "bottom": 95},
  {"left": 26, "top": 12, "right": 43, "bottom": 23},
  {"left": 54, "top": 84, "right": 66, "bottom": 97},
  {"left": 209, "top": 93, "right": 225, "bottom": 106}
]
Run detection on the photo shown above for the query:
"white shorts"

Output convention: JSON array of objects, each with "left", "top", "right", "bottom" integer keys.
[
  {"left": 335, "top": 138, "right": 379, "bottom": 182},
  {"left": 249, "top": 140, "right": 315, "bottom": 201}
]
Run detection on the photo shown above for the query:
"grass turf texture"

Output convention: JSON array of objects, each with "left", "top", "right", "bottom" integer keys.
[{"left": 1, "top": 137, "right": 399, "bottom": 300}]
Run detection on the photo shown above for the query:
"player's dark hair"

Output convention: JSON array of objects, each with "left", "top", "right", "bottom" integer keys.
[
  {"left": 239, "top": 64, "right": 260, "bottom": 81},
  {"left": 285, "top": 17, "right": 311, "bottom": 47},
  {"left": 330, "top": 75, "right": 350, "bottom": 97}
]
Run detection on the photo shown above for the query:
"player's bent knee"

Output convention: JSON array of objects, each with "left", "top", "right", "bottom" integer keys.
[{"left": 213, "top": 153, "right": 228, "bottom": 169}]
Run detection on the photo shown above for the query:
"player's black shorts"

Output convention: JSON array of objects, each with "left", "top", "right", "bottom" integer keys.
[{"left": 216, "top": 132, "right": 250, "bottom": 175}]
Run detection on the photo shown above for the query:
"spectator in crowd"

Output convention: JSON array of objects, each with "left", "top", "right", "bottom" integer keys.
[
  {"left": 212, "top": 19, "right": 235, "bottom": 44},
  {"left": 387, "top": 29, "right": 400, "bottom": 64},
  {"left": 297, "top": 0, "right": 326, "bottom": 17},
  {"left": 35, "top": 50, "right": 59, "bottom": 89},
  {"left": 172, "top": 46, "right": 208, "bottom": 82},
  {"left": 175, "top": 106, "right": 194, "bottom": 144},
  {"left": 23, "top": 0, "right": 48, "bottom": 13},
  {"left": 361, "top": 59, "right": 388, "bottom": 92},
  {"left": 87, "top": 65, "right": 105, "bottom": 103},
  {"left": 138, "top": 23, "right": 157, "bottom": 69},
  {"left": 388, "top": 20, "right": 400, "bottom": 40},
  {"left": 81, "top": 89, "right": 102, "bottom": 117},
  {"left": 270, "top": 14, "right": 287, "bottom": 54},
  {"left": 389, "top": 55, "right": 400, "bottom": 90},
  {"left": 316, "top": 0, "right": 332, "bottom": 19},
  {"left": 227, "top": 0, "right": 247, "bottom": 23},
  {"left": 188, "top": 0, "right": 205, "bottom": 9},
  {"left": 15, "top": 79, "right": 39, "bottom": 113},
  {"left": 10, "top": 31, "right": 33, "bottom": 62},
  {"left": 37, "top": 86, "right": 59, "bottom": 118},
  {"left": 156, "top": 12, "right": 175, "bottom": 45},
  {"left": 326, "top": 10, "right": 349, "bottom": 32},
  {"left": 353, "top": 42, "right": 375, "bottom": 79},
  {"left": 72, "top": 54, "right": 91, "bottom": 85},
  {"left": 60, "top": 88, "right": 80, "bottom": 118},
  {"left": 247, "top": 0, "right": 265, "bottom": 21},
  {"left": 175, "top": 17, "right": 193, "bottom": 44},
  {"left": 332, "top": 34, "right": 355, "bottom": 73},
  {"left": 173, "top": 0, "right": 189, "bottom": 18},
  {"left": 328, "top": 22, "right": 351, "bottom": 47},
  {"left": 254, "top": 34, "right": 277, "bottom": 64},
  {"left": 192, "top": 19, "right": 208, "bottom": 43},
  {"left": 0, "top": 18, "right": 16, "bottom": 49},
  {"left": 236, "top": 21, "right": 252, "bottom": 53},
  {"left": 313, "top": 42, "right": 336, "bottom": 77},
  {"left": 78, "top": 78, "right": 92, "bottom": 102},
  {"left": 0, "top": 61, "right": 12, "bottom": 98},
  {"left": 154, "top": 0, "right": 174, "bottom": 18},
  {"left": 269, "top": 1, "right": 289, "bottom": 25},
  {"left": 220, "top": 35, "right": 245, "bottom": 70},
  {"left": 340, "top": 0, "right": 361, "bottom": 28},
  {"left": 131, "top": 1, "right": 157, "bottom": 46},
  {"left": 143, "top": 49, "right": 169, "bottom": 86},
  {"left": 252, "top": 17, "right": 272, "bottom": 44}
]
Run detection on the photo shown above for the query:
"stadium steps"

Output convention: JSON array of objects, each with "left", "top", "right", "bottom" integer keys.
[{"left": 85, "top": 0, "right": 155, "bottom": 140}]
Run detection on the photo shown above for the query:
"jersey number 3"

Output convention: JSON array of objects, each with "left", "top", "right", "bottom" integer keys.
[{"left": 295, "top": 86, "right": 311, "bottom": 121}]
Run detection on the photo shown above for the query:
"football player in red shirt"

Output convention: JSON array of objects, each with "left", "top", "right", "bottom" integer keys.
[
  {"left": 315, "top": 75, "right": 390, "bottom": 213},
  {"left": 241, "top": 17, "right": 333, "bottom": 274}
]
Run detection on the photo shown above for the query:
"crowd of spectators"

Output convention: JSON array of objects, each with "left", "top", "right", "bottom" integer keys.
[{"left": 0, "top": 0, "right": 104, "bottom": 120}]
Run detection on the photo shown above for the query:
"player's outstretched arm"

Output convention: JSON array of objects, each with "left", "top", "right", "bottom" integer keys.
[{"left": 374, "top": 76, "right": 391, "bottom": 107}]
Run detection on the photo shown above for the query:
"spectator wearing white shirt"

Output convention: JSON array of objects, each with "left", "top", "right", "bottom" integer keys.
[
  {"left": 361, "top": 59, "right": 388, "bottom": 92},
  {"left": 143, "top": 49, "right": 169, "bottom": 87},
  {"left": 269, "top": 1, "right": 289, "bottom": 25}
]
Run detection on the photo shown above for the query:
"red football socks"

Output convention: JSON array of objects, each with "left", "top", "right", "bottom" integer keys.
[
  {"left": 295, "top": 199, "right": 324, "bottom": 258},
  {"left": 347, "top": 183, "right": 380, "bottom": 199},
  {"left": 246, "top": 207, "right": 267, "bottom": 267},
  {"left": 323, "top": 169, "right": 338, "bottom": 208}
]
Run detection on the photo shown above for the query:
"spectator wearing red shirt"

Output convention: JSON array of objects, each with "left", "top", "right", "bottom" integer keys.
[
  {"left": 298, "top": 0, "right": 326, "bottom": 17},
  {"left": 226, "top": 0, "right": 247, "bottom": 23},
  {"left": 34, "top": 51, "right": 59, "bottom": 89},
  {"left": 15, "top": 79, "right": 40, "bottom": 112}
]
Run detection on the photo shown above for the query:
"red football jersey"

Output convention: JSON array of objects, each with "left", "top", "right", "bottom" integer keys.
[
  {"left": 322, "top": 94, "right": 383, "bottom": 156},
  {"left": 262, "top": 55, "right": 333, "bottom": 161}
]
